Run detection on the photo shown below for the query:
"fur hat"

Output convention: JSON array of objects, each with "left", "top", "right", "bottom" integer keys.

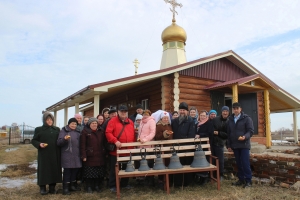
[
  {"left": 179, "top": 102, "right": 188, "bottom": 111},
  {"left": 68, "top": 117, "right": 78, "bottom": 125},
  {"left": 42, "top": 112, "right": 54, "bottom": 125},
  {"left": 87, "top": 117, "right": 98, "bottom": 126}
]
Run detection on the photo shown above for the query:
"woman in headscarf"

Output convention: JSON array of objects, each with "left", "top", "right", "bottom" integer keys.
[
  {"left": 57, "top": 118, "right": 82, "bottom": 195},
  {"left": 80, "top": 117, "right": 106, "bottom": 193},
  {"left": 152, "top": 110, "right": 173, "bottom": 189},
  {"left": 189, "top": 107, "right": 198, "bottom": 124},
  {"left": 31, "top": 112, "right": 62, "bottom": 195}
]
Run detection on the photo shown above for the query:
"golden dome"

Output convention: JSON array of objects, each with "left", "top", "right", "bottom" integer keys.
[{"left": 161, "top": 20, "right": 187, "bottom": 44}]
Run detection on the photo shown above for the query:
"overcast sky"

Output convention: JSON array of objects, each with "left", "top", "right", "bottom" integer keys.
[{"left": 0, "top": 0, "right": 300, "bottom": 131}]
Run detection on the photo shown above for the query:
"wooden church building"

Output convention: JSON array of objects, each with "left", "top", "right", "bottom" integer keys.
[{"left": 45, "top": 12, "right": 300, "bottom": 148}]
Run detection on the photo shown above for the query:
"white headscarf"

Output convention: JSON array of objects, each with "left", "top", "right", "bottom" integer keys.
[{"left": 151, "top": 110, "right": 171, "bottom": 124}]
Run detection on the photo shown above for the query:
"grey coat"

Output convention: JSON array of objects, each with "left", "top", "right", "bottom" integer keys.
[{"left": 57, "top": 125, "right": 82, "bottom": 168}]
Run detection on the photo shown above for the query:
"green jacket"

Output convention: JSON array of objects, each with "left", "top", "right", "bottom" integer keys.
[{"left": 32, "top": 125, "right": 62, "bottom": 185}]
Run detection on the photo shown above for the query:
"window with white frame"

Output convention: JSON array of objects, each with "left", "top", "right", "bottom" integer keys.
[{"left": 141, "top": 99, "right": 149, "bottom": 110}]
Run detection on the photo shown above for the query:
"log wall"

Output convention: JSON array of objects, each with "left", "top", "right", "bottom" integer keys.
[
  {"left": 161, "top": 75, "right": 175, "bottom": 112},
  {"left": 83, "top": 109, "right": 94, "bottom": 118},
  {"left": 178, "top": 75, "right": 218, "bottom": 112},
  {"left": 100, "top": 79, "right": 162, "bottom": 116}
]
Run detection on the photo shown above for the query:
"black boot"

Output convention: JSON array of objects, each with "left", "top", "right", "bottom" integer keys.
[
  {"left": 69, "top": 181, "right": 77, "bottom": 191},
  {"left": 39, "top": 185, "right": 48, "bottom": 195},
  {"left": 94, "top": 178, "right": 102, "bottom": 193},
  {"left": 86, "top": 178, "right": 93, "bottom": 193},
  {"left": 49, "top": 183, "right": 56, "bottom": 194},
  {"left": 63, "top": 183, "right": 71, "bottom": 195}
]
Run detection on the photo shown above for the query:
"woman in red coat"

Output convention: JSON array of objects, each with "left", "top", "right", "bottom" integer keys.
[{"left": 80, "top": 117, "right": 106, "bottom": 193}]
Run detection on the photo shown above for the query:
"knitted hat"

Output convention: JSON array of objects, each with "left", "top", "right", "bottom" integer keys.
[
  {"left": 87, "top": 117, "right": 98, "bottom": 126},
  {"left": 136, "top": 104, "right": 143, "bottom": 109},
  {"left": 221, "top": 106, "right": 229, "bottom": 112},
  {"left": 179, "top": 102, "right": 188, "bottom": 111},
  {"left": 208, "top": 110, "right": 217, "bottom": 116},
  {"left": 135, "top": 114, "right": 143, "bottom": 121},
  {"left": 68, "top": 117, "right": 78, "bottom": 125}
]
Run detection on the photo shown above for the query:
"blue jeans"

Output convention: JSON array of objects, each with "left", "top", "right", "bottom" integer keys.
[{"left": 232, "top": 148, "right": 252, "bottom": 183}]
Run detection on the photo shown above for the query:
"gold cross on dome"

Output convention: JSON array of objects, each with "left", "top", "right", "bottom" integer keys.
[{"left": 164, "top": 0, "right": 183, "bottom": 22}]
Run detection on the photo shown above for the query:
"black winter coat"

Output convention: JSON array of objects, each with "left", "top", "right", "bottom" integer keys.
[
  {"left": 196, "top": 120, "right": 214, "bottom": 141},
  {"left": 32, "top": 125, "right": 62, "bottom": 185},
  {"left": 227, "top": 112, "right": 254, "bottom": 149},
  {"left": 212, "top": 116, "right": 228, "bottom": 147},
  {"left": 171, "top": 116, "right": 196, "bottom": 139}
]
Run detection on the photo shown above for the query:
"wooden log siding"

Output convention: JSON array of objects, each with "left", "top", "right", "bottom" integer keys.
[
  {"left": 257, "top": 92, "right": 265, "bottom": 137},
  {"left": 161, "top": 75, "right": 175, "bottom": 112},
  {"left": 99, "top": 79, "right": 162, "bottom": 116},
  {"left": 179, "top": 75, "right": 218, "bottom": 112}
]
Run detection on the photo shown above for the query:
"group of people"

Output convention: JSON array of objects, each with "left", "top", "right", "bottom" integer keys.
[{"left": 32, "top": 101, "right": 254, "bottom": 195}]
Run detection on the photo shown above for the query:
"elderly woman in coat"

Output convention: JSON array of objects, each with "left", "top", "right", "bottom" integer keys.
[
  {"left": 80, "top": 117, "right": 106, "bottom": 193},
  {"left": 57, "top": 118, "right": 82, "bottom": 195},
  {"left": 31, "top": 112, "right": 62, "bottom": 195}
]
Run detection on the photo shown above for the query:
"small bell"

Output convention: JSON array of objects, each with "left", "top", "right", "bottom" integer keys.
[
  {"left": 138, "top": 148, "right": 150, "bottom": 171},
  {"left": 153, "top": 146, "right": 166, "bottom": 170},
  {"left": 125, "top": 152, "right": 135, "bottom": 172},
  {"left": 168, "top": 145, "right": 183, "bottom": 169},
  {"left": 190, "top": 139, "right": 210, "bottom": 168}
]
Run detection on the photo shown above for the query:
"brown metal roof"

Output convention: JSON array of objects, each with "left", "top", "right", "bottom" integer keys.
[
  {"left": 46, "top": 50, "right": 299, "bottom": 112},
  {"left": 204, "top": 74, "right": 279, "bottom": 90}
]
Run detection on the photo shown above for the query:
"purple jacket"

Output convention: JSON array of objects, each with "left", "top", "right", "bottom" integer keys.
[{"left": 57, "top": 125, "right": 82, "bottom": 168}]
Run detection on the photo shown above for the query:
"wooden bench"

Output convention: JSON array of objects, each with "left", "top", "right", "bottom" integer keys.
[{"left": 115, "top": 138, "right": 220, "bottom": 199}]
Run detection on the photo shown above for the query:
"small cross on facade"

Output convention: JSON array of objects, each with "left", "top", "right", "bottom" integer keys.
[{"left": 133, "top": 59, "right": 140, "bottom": 75}]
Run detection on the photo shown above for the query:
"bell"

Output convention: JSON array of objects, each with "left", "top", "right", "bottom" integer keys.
[
  {"left": 138, "top": 148, "right": 150, "bottom": 171},
  {"left": 190, "top": 143, "right": 210, "bottom": 168},
  {"left": 168, "top": 145, "right": 183, "bottom": 169},
  {"left": 125, "top": 152, "right": 135, "bottom": 172},
  {"left": 153, "top": 147, "right": 166, "bottom": 170}
]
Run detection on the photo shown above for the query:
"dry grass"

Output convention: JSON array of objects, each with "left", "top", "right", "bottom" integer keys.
[
  {"left": 0, "top": 144, "right": 299, "bottom": 199},
  {"left": 1, "top": 164, "right": 37, "bottom": 178},
  {"left": 0, "top": 144, "right": 37, "bottom": 165},
  {"left": 0, "top": 179, "right": 299, "bottom": 200}
]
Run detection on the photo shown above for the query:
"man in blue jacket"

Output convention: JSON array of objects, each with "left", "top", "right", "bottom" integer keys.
[{"left": 227, "top": 102, "right": 254, "bottom": 188}]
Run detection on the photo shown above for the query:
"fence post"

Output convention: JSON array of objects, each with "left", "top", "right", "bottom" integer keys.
[
  {"left": 23, "top": 122, "right": 25, "bottom": 144},
  {"left": 9, "top": 127, "right": 11, "bottom": 145}
]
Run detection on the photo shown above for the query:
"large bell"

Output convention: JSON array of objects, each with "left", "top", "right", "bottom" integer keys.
[
  {"left": 190, "top": 143, "right": 210, "bottom": 168},
  {"left": 138, "top": 148, "right": 150, "bottom": 171},
  {"left": 125, "top": 152, "right": 135, "bottom": 172},
  {"left": 153, "top": 146, "right": 166, "bottom": 170},
  {"left": 168, "top": 145, "right": 183, "bottom": 169}
]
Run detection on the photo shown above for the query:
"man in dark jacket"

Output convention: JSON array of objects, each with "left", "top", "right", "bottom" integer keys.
[
  {"left": 212, "top": 106, "right": 229, "bottom": 180},
  {"left": 129, "top": 104, "right": 144, "bottom": 122},
  {"left": 171, "top": 102, "right": 196, "bottom": 186},
  {"left": 227, "top": 102, "right": 254, "bottom": 188}
]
